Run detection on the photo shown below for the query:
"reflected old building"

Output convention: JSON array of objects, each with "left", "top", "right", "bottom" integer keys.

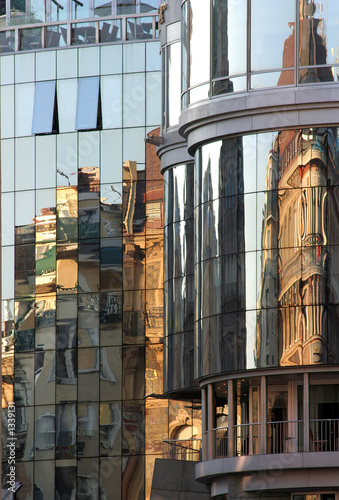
[{"left": 1, "top": 147, "right": 169, "bottom": 499}]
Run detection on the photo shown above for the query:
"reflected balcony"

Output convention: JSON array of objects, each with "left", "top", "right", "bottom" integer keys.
[
  {"left": 0, "top": 12, "right": 158, "bottom": 53},
  {"left": 162, "top": 438, "right": 202, "bottom": 462}
]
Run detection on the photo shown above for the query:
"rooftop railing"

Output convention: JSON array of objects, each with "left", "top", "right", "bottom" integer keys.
[{"left": 0, "top": 12, "right": 158, "bottom": 53}]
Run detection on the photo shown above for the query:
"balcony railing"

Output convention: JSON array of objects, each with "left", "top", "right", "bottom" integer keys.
[
  {"left": 234, "top": 422, "right": 260, "bottom": 456},
  {"left": 162, "top": 439, "right": 202, "bottom": 462},
  {"left": 310, "top": 418, "right": 339, "bottom": 452},
  {"left": 0, "top": 12, "right": 158, "bottom": 53},
  {"left": 161, "top": 420, "right": 339, "bottom": 463},
  {"left": 267, "top": 420, "right": 303, "bottom": 454},
  {"left": 212, "top": 420, "right": 307, "bottom": 460}
]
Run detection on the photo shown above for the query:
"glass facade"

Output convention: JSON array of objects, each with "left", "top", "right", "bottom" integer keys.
[
  {"left": 163, "top": 128, "right": 339, "bottom": 386},
  {"left": 195, "top": 128, "right": 339, "bottom": 377},
  {"left": 0, "top": 39, "right": 178, "bottom": 500},
  {"left": 163, "top": 163, "right": 195, "bottom": 393},
  {"left": 181, "top": 0, "right": 339, "bottom": 105}
]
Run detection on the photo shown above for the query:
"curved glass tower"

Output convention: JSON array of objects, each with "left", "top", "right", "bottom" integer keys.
[{"left": 159, "top": 1, "right": 339, "bottom": 498}]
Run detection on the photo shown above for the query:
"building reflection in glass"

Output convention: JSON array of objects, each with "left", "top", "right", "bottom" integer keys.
[
  {"left": 194, "top": 127, "right": 339, "bottom": 377},
  {"left": 2, "top": 127, "right": 194, "bottom": 500},
  {"left": 257, "top": 127, "right": 339, "bottom": 367}
]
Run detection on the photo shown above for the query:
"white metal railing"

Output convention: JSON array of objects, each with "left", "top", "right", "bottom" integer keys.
[
  {"left": 0, "top": 12, "right": 158, "bottom": 53},
  {"left": 162, "top": 439, "right": 202, "bottom": 462},
  {"left": 309, "top": 419, "right": 339, "bottom": 452}
]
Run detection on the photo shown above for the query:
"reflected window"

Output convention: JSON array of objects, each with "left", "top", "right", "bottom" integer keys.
[
  {"left": 75, "top": 77, "right": 101, "bottom": 131},
  {"left": 32, "top": 81, "right": 59, "bottom": 135}
]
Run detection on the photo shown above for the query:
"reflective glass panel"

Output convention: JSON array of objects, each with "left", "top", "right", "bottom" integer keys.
[
  {"left": 123, "top": 73, "right": 145, "bottom": 128},
  {"left": 123, "top": 42, "right": 145, "bottom": 73},
  {"left": 78, "top": 347, "right": 99, "bottom": 401},
  {"left": 100, "top": 402, "right": 121, "bottom": 456},
  {"left": 122, "top": 402, "right": 145, "bottom": 454},
  {"left": 56, "top": 404, "right": 77, "bottom": 458},
  {"left": 56, "top": 295, "right": 77, "bottom": 349},
  {"left": 168, "top": 42, "right": 181, "bottom": 127},
  {"left": 78, "top": 293, "right": 99, "bottom": 347},
  {"left": 36, "top": 51, "right": 56, "bottom": 81},
  {"left": 14, "top": 352, "right": 34, "bottom": 406},
  {"left": 100, "top": 238, "right": 122, "bottom": 292},
  {"left": 100, "top": 291, "right": 122, "bottom": 346},
  {"left": 35, "top": 351, "right": 55, "bottom": 405},
  {"left": 1, "top": 139, "right": 14, "bottom": 192},
  {"left": 35, "top": 295, "right": 56, "bottom": 349},
  {"left": 100, "top": 347, "right": 122, "bottom": 401},
  {"left": 189, "top": 0, "right": 210, "bottom": 88},
  {"left": 15, "top": 298, "right": 35, "bottom": 352},
  {"left": 15, "top": 244, "right": 35, "bottom": 298},
  {"left": 34, "top": 405, "right": 55, "bottom": 460},
  {"left": 36, "top": 243, "right": 56, "bottom": 294},
  {"left": 146, "top": 72, "right": 161, "bottom": 126},
  {"left": 57, "top": 79, "right": 77, "bottom": 133},
  {"left": 101, "top": 74, "right": 122, "bottom": 129},
  {"left": 56, "top": 242, "right": 78, "bottom": 294},
  {"left": 1, "top": 85, "right": 14, "bottom": 138},
  {"left": 2, "top": 192, "right": 14, "bottom": 246},
  {"left": 75, "top": 77, "right": 100, "bottom": 131},
  {"left": 2, "top": 246, "right": 14, "bottom": 300},
  {"left": 36, "top": 135, "right": 57, "bottom": 189},
  {"left": 15, "top": 83, "right": 35, "bottom": 137},
  {"left": 101, "top": 183, "right": 123, "bottom": 238},
  {"left": 251, "top": 0, "right": 295, "bottom": 72},
  {"left": 56, "top": 349, "right": 77, "bottom": 402},
  {"left": 78, "top": 46, "right": 100, "bottom": 77},
  {"left": 123, "top": 347, "right": 145, "bottom": 400},
  {"left": 15, "top": 137, "right": 35, "bottom": 191},
  {"left": 55, "top": 462, "right": 76, "bottom": 498},
  {"left": 78, "top": 403, "right": 99, "bottom": 457},
  {"left": 56, "top": 134, "right": 78, "bottom": 186},
  {"left": 212, "top": 0, "right": 247, "bottom": 79},
  {"left": 101, "top": 130, "right": 123, "bottom": 183}
]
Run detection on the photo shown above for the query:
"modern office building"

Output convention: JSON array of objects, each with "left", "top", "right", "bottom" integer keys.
[
  {"left": 157, "top": 0, "right": 339, "bottom": 499},
  {"left": 0, "top": 2, "right": 189, "bottom": 499}
]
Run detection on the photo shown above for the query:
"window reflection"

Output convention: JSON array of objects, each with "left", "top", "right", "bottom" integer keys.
[
  {"left": 212, "top": 0, "right": 247, "bottom": 95},
  {"left": 251, "top": 0, "right": 295, "bottom": 73}
]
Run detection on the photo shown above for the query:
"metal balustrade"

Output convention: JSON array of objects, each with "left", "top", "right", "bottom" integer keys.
[
  {"left": 162, "top": 419, "right": 339, "bottom": 462},
  {"left": 162, "top": 439, "right": 202, "bottom": 462},
  {"left": 234, "top": 423, "right": 260, "bottom": 457},
  {"left": 267, "top": 420, "right": 303, "bottom": 454},
  {"left": 214, "top": 425, "right": 228, "bottom": 458},
  {"left": 0, "top": 12, "right": 158, "bottom": 53},
  {"left": 310, "top": 419, "right": 339, "bottom": 452}
]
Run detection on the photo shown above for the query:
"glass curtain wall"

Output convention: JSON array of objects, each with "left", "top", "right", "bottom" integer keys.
[
  {"left": 181, "top": 0, "right": 339, "bottom": 105},
  {"left": 0, "top": 41, "right": 164, "bottom": 500},
  {"left": 194, "top": 127, "right": 339, "bottom": 378}
]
